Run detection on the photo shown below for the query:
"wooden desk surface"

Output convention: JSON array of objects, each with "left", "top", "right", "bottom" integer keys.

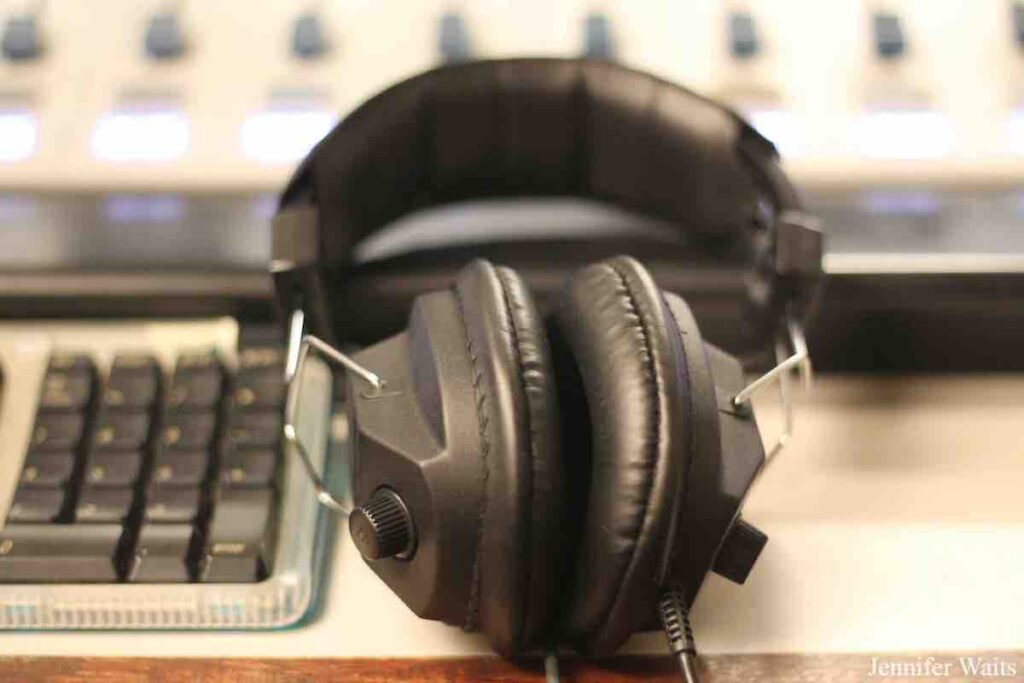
[{"left": 5, "top": 653, "right": 1024, "bottom": 682}]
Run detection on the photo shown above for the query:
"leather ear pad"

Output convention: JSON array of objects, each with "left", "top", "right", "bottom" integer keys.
[
  {"left": 659, "top": 292, "right": 724, "bottom": 602},
  {"left": 551, "top": 256, "right": 692, "bottom": 656},
  {"left": 449, "top": 259, "right": 562, "bottom": 656}
]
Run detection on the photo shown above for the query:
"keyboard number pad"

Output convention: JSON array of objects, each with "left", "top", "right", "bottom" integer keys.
[{"left": 1, "top": 346, "right": 285, "bottom": 585}]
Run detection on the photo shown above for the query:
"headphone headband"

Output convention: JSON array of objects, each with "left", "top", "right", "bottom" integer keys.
[{"left": 273, "top": 58, "right": 822, "bottom": 351}]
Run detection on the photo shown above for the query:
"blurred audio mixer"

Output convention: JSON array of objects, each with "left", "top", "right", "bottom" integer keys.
[{"left": 1, "top": 0, "right": 1024, "bottom": 190}]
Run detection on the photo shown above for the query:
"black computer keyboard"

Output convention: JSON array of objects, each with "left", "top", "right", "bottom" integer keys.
[{"left": 0, "top": 346, "right": 285, "bottom": 584}]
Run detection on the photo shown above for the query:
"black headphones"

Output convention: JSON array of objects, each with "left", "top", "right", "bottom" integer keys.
[{"left": 273, "top": 58, "right": 822, "bottom": 673}]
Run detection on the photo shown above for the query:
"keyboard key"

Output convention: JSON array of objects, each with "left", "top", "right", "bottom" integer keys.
[
  {"left": 234, "top": 349, "right": 285, "bottom": 408},
  {"left": 19, "top": 451, "right": 75, "bottom": 488},
  {"left": 160, "top": 412, "right": 216, "bottom": 450},
  {"left": 150, "top": 449, "right": 209, "bottom": 486},
  {"left": 103, "top": 354, "right": 160, "bottom": 409},
  {"left": 220, "top": 448, "right": 276, "bottom": 488},
  {"left": 92, "top": 411, "right": 152, "bottom": 451},
  {"left": 48, "top": 353, "right": 94, "bottom": 373},
  {"left": 238, "top": 347, "right": 284, "bottom": 371},
  {"left": 83, "top": 451, "right": 143, "bottom": 488},
  {"left": 30, "top": 412, "right": 86, "bottom": 451},
  {"left": 168, "top": 353, "right": 224, "bottom": 410},
  {"left": 128, "top": 524, "right": 195, "bottom": 583},
  {"left": 199, "top": 487, "right": 274, "bottom": 582},
  {"left": 224, "top": 411, "right": 281, "bottom": 449},
  {"left": 75, "top": 487, "right": 134, "bottom": 523},
  {"left": 145, "top": 486, "right": 201, "bottom": 523},
  {"left": 6, "top": 488, "right": 64, "bottom": 522},
  {"left": 233, "top": 370, "right": 285, "bottom": 409},
  {"left": 176, "top": 350, "right": 222, "bottom": 372},
  {"left": 0, "top": 524, "right": 124, "bottom": 583},
  {"left": 38, "top": 358, "right": 96, "bottom": 411}
]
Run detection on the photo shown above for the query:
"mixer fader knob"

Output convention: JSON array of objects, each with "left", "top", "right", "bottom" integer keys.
[
  {"left": 145, "top": 11, "right": 186, "bottom": 60},
  {"left": 292, "top": 13, "right": 329, "bottom": 59},
  {"left": 1, "top": 14, "right": 42, "bottom": 61}
]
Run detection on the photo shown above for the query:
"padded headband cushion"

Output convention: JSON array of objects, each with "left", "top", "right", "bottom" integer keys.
[
  {"left": 552, "top": 256, "right": 691, "bottom": 656},
  {"left": 282, "top": 58, "right": 768, "bottom": 264},
  {"left": 450, "top": 259, "right": 562, "bottom": 656}
]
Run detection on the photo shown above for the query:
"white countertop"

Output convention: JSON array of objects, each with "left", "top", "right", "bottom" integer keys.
[{"left": 1, "top": 374, "right": 1023, "bottom": 658}]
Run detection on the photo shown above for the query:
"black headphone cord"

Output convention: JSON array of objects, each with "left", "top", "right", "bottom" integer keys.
[{"left": 658, "top": 589, "right": 701, "bottom": 683}]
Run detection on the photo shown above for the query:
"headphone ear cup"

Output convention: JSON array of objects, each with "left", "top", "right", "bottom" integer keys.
[
  {"left": 550, "top": 256, "right": 693, "bottom": 656},
  {"left": 448, "top": 259, "right": 564, "bottom": 656}
]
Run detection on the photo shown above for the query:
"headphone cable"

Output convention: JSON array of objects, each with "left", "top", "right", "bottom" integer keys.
[{"left": 658, "top": 589, "right": 701, "bottom": 683}]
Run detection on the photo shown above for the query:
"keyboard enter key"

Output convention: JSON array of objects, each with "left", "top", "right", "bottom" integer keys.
[{"left": 198, "top": 488, "right": 274, "bottom": 583}]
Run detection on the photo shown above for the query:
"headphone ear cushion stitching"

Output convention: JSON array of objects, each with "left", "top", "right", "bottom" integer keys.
[
  {"left": 494, "top": 266, "right": 533, "bottom": 635},
  {"left": 450, "top": 260, "right": 562, "bottom": 656},
  {"left": 450, "top": 279, "right": 492, "bottom": 635},
  {"left": 595, "top": 258, "right": 662, "bottom": 624},
  {"left": 494, "top": 265, "right": 562, "bottom": 650},
  {"left": 557, "top": 255, "right": 687, "bottom": 655}
]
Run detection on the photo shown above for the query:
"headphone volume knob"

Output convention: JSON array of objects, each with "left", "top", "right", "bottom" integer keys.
[{"left": 349, "top": 488, "right": 416, "bottom": 561}]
